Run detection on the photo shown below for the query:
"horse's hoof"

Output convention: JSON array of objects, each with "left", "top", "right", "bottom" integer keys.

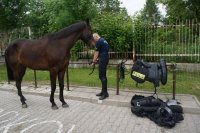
[
  {"left": 22, "top": 104, "right": 28, "bottom": 108},
  {"left": 23, "top": 96, "right": 27, "bottom": 101},
  {"left": 51, "top": 105, "right": 59, "bottom": 110},
  {"left": 62, "top": 103, "right": 69, "bottom": 108}
]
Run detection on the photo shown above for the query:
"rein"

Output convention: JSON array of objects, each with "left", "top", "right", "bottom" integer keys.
[
  {"left": 88, "top": 61, "right": 96, "bottom": 75},
  {"left": 86, "top": 48, "right": 96, "bottom": 75}
]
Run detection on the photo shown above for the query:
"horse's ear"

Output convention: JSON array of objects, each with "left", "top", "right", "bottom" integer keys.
[{"left": 86, "top": 18, "right": 90, "bottom": 25}]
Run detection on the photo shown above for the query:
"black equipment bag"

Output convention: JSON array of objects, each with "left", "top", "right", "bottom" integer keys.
[
  {"left": 131, "top": 95, "right": 162, "bottom": 117},
  {"left": 131, "top": 95, "right": 184, "bottom": 128}
]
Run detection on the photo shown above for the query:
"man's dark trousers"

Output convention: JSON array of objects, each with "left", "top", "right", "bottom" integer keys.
[{"left": 98, "top": 56, "right": 109, "bottom": 96}]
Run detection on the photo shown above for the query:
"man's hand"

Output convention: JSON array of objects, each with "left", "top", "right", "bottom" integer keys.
[
  {"left": 91, "top": 61, "right": 96, "bottom": 66},
  {"left": 91, "top": 62, "right": 95, "bottom": 66},
  {"left": 89, "top": 61, "right": 96, "bottom": 66}
]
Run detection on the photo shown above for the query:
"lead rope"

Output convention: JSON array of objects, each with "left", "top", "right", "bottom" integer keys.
[{"left": 87, "top": 47, "right": 96, "bottom": 75}]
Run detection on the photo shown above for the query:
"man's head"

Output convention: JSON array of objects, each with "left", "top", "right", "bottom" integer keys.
[{"left": 93, "top": 33, "right": 101, "bottom": 42}]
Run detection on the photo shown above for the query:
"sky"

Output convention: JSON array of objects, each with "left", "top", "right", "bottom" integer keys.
[
  {"left": 120, "top": 0, "right": 166, "bottom": 16},
  {"left": 120, "top": 0, "right": 146, "bottom": 16}
]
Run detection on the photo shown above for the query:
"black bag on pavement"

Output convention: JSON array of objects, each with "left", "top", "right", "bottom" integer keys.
[{"left": 131, "top": 95, "right": 184, "bottom": 128}]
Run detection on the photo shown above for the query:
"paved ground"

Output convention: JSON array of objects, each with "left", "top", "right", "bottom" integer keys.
[
  {"left": 0, "top": 82, "right": 200, "bottom": 133},
  {"left": 0, "top": 82, "right": 199, "bottom": 114}
]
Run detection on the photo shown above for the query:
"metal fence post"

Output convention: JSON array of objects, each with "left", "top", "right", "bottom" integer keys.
[
  {"left": 172, "top": 64, "right": 177, "bottom": 99},
  {"left": 116, "top": 64, "right": 119, "bottom": 95},
  {"left": 34, "top": 70, "right": 37, "bottom": 88},
  {"left": 66, "top": 67, "right": 70, "bottom": 91},
  {"left": 28, "top": 27, "right": 37, "bottom": 88},
  {"left": 7, "top": 76, "right": 10, "bottom": 84}
]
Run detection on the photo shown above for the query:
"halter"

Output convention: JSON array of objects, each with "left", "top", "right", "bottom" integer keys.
[{"left": 83, "top": 34, "right": 93, "bottom": 43}]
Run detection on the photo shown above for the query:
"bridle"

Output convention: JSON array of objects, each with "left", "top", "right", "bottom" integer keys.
[{"left": 84, "top": 34, "right": 93, "bottom": 43}]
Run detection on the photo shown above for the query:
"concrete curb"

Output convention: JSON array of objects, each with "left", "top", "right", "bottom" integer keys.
[{"left": 0, "top": 87, "right": 200, "bottom": 114}]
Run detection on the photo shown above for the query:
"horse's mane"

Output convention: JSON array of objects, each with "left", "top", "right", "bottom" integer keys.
[{"left": 50, "top": 22, "right": 86, "bottom": 40}]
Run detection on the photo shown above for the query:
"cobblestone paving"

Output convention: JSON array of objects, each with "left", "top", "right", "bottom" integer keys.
[
  {"left": 1, "top": 83, "right": 200, "bottom": 114},
  {"left": 0, "top": 90, "right": 200, "bottom": 133}
]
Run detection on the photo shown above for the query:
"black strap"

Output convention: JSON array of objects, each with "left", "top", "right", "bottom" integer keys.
[{"left": 88, "top": 61, "right": 95, "bottom": 75}]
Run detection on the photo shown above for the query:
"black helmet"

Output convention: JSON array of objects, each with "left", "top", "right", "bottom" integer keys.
[{"left": 156, "top": 106, "right": 173, "bottom": 120}]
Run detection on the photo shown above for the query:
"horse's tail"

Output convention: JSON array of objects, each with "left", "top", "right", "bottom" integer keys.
[{"left": 5, "top": 48, "right": 15, "bottom": 81}]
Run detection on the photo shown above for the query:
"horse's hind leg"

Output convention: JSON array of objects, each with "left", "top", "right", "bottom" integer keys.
[
  {"left": 15, "top": 66, "right": 27, "bottom": 108},
  {"left": 58, "top": 70, "right": 68, "bottom": 108},
  {"left": 50, "top": 69, "right": 58, "bottom": 110}
]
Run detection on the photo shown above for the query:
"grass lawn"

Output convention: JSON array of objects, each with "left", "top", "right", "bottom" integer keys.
[{"left": 0, "top": 64, "right": 200, "bottom": 101}]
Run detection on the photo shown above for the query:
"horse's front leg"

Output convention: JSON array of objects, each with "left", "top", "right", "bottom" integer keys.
[
  {"left": 50, "top": 69, "right": 58, "bottom": 110},
  {"left": 58, "top": 69, "right": 69, "bottom": 108}
]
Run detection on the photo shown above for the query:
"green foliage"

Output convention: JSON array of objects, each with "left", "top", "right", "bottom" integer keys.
[
  {"left": 159, "top": 0, "right": 200, "bottom": 22},
  {"left": 132, "top": 17, "right": 200, "bottom": 62},
  {"left": 141, "top": 0, "right": 162, "bottom": 25},
  {"left": 0, "top": 0, "right": 29, "bottom": 31},
  {"left": 132, "top": 0, "right": 162, "bottom": 54},
  {"left": 0, "top": 0, "right": 133, "bottom": 55},
  {"left": 1, "top": 0, "right": 199, "bottom": 63},
  {"left": 25, "top": 0, "right": 49, "bottom": 38},
  {"left": 92, "top": 11, "right": 133, "bottom": 52},
  {"left": 95, "top": 0, "right": 121, "bottom": 13},
  {"left": 70, "top": 41, "right": 86, "bottom": 61},
  {"left": 44, "top": 0, "right": 97, "bottom": 33}
]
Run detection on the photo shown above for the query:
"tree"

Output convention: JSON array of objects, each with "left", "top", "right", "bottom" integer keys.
[
  {"left": 131, "top": 0, "right": 162, "bottom": 54},
  {"left": 92, "top": 11, "right": 133, "bottom": 52},
  {"left": 141, "top": 0, "right": 162, "bottom": 25},
  {"left": 0, "top": 0, "right": 135, "bottom": 56},
  {"left": 24, "top": 0, "right": 49, "bottom": 38},
  {"left": 0, "top": 0, "right": 29, "bottom": 31},
  {"left": 158, "top": 0, "right": 200, "bottom": 22},
  {"left": 131, "top": 14, "right": 148, "bottom": 54},
  {"left": 44, "top": 0, "right": 97, "bottom": 32},
  {"left": 95, "top": 0, "right": 121, "bottom": 13}
]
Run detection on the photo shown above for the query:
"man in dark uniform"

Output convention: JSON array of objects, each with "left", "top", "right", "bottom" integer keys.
[{"left": 91, "top": 33, "right": 109, "bottom": 100}]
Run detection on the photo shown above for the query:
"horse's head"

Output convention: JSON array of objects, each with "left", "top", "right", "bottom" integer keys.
[{"left": 81, "top": 19, "right": 93, "bottom": 48}]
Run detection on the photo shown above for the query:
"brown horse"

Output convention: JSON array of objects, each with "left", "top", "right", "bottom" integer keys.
[{"left": 5, "top": 20, "right": 93, "bottom": 109}]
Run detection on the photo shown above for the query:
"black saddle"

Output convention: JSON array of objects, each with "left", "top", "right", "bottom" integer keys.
[{"left": 131, "top": 59, "right": 167, "bottom": 88}]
